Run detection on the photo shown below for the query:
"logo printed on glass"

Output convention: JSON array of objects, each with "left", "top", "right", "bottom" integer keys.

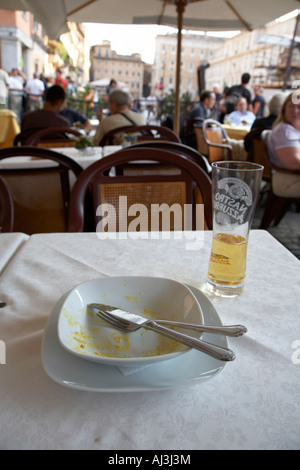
[{"left": 214, "top": 177, "right": 253, "bottom": 225}]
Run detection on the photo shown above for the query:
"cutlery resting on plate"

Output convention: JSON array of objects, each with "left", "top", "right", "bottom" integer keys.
[{"left": 87, "top": 303, "right": 241, "bottom": 362}]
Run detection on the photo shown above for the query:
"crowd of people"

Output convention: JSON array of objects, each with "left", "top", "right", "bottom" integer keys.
[
  {"left": 0, "top": 66, "right": 91, "bottom": 125},
  {"left": 181, "top": 72, "right": 300, "bottom": 197},
  {"left": 1, "top": 63, "right": 299, "bottom": 198}
]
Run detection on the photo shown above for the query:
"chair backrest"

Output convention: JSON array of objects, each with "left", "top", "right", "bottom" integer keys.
[
  {"left": 201, "top": 119, "right": 233, "bottom": 162},
  {"left": 13, "top": 128, "right": 43, "bottom": 146},
  {"left": 25, "top": 127, "right": 82, "bottom": 148},
  {"left": 99, "top": 125, "right": 181, "bottom": 146},
  {"left": 245, "top": 128, "right": 271, "bottom": 181},
  {"left": 126, "top": 141, "right": 211, "bottom": 175},
  {"left": 68, "top": 147, "right": 212, "bottom": 233},
  {"left": 0, "top": 146, "right": 83, "bottom": 234},
  {"left": 0, "top": 175, "right": 14, "bottom": 232}
]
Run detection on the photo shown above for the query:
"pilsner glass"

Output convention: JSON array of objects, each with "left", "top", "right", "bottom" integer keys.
[{"left": 206, "top": 161, "right": 263, "bottom": 297}]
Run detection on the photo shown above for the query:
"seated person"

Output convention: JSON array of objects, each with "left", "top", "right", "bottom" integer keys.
[
  {"left": 21, "top": 85, "right": 69, "bottom": 138},
  {"left": 183, "top": 90, "right": 216, "bottom": 148},
  {"left": 228, "top": 97, "right": 255, "bottom": 127},
  {"left": 251, "top": 92, "right": 286, "bottom": 131},
  {"left": 244, "top": 92, "right": 286, "bottom": 152},
  {"left": 188, "top": 90, "right": 216, "bottom": 126},
  {"left": 267, "top": 92, "right": 300, "bottom": 198},
  {"left": 93, "top": 89, "right": 146, "bottom": 146},
  {"left": 60, "top": 106, "right": 91, "bottom": 132}
]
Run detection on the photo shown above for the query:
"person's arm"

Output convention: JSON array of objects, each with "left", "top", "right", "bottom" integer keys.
[
  {"left": 276, "top": 146, "right": 300, "bottom": 170},
  {"left": 253, "top": 101, "right": 261, "bottom": 115},
  {"left": 93, "top": 122, "right": 105, "bottom": 146},
  {"left": 84, "top": 119, "right": 91, "bottom": 133}
]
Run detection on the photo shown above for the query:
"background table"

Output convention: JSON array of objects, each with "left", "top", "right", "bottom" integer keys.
[
  {"left": 0, "top": 109, "right": 20, "bottom": 148},
  {"left": 223, "top": 124, "right": 250, "bottom": 140},
  {"left": 0, "top": 230, "right": 299, "bottom": 450}
]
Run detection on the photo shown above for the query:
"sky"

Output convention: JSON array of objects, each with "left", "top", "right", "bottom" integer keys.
[
  {"left": 83, "top": 9, "right": 298, "bottom": 64},
  {"left": 83, "top": 23, "right": 240, "bottom": 64}
]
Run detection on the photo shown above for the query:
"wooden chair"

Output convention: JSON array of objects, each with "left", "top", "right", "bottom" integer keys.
[
  {"left": 201, "top": 119, "right": 233, "bottom": 162},
  {"left": 68, "top": 147, "right": 212, "bottom": 233},
  {"left": 25, "top": 127, "right": 82, "bottom": 148},
  {"left": 0, "top": 147, "right": 83, "bottom": 234},
  {"left": 0, "top": 175, "right": 14, "bottom": 232},
  {"left": 125, "top": 141, "right": 211, "bottom": 175},
  {"left": 13, "top": 128, "right": 43, "bottom": 146},
  {"left": 259, "top": 130, "right": 300, "bottom": 229},
  {"left": 245, "top": 128, "right": 272, "bottom": 183},
  {"left": 99, "top": 125, "right": 181, "bottom": 146}
]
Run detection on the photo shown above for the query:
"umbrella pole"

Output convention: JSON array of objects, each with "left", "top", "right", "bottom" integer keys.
[{"left": 174, "top": 1, "right": 186, "bottom": 136}]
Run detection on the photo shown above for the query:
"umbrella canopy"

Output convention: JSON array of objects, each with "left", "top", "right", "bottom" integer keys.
[
  {"left": 89, "top": 78, "right": 129, "bottom": 91},
  {"left": 2, "top": 0, "right": 300, "bottom": 133}
]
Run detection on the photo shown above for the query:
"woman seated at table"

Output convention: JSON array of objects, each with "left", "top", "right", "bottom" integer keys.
[
  {"left": 267, "top": 92, "right": 300, "bottom": 198},
  {"left": 93, "top": 89, "right": 146, "bottom": 146},
  {"left": 228, "top": 97, "right": 256, "bottom": 127}
]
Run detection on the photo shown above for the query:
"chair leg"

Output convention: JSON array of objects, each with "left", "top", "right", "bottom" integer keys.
[
  {"left": 260, "top": 191, "right": 290, "bottom": 229},
  {"left": 273, "top": 198, "right": 292, "bottom": 226}
]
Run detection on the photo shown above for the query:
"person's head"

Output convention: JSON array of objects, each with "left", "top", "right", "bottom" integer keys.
[
  {"left": 109, "top": 79, "right": 117, "bottom": 87},
  {"left": 241, "top": 73, "right": 251, "bottom": 85},
  {"left": 268, "top": 92, "right": 286, "bottom": 117},
  {"left": 200, "top": 90, "right": 216, "bottom": 109},
  {"left": 108, "top": 89, "right": 131, "bottom": 113},
  {"left": 212, "top": 84, "right": 220, "bottom": 94},
  {"left": 236, "top": 97, "right": 248, "bottom": 114},
  {"left": 253, "top": 85, "right": 262, "bottom": 95},
  {"left": 44, "top": 85, "right": 66, "bottom": 111},
  {"left": 274, "top": 92, "right": 300, "bottom": 129}
]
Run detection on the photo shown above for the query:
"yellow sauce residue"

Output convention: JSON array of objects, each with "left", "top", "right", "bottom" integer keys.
[
  {"left": 63, "top": 295, "right": 188, "bottom": 360},
  {"left": 124, "top": 295, "right": 140, "bottom": 304}
]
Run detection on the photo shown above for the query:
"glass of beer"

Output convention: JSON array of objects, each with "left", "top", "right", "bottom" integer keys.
[{"left": 206, "top": 161, "right": 263, "bottom": 297}]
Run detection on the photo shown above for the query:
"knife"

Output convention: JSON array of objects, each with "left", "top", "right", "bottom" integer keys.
[
  {"left": 87, "top": 303, "right": 247, "bottom": 337},
  {"left": 87, "top": 303, "right": 236, "bottom": 362}
]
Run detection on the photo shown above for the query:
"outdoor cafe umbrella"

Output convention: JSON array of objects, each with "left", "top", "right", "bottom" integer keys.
[{"left": 2, "top": 0, "right": 300, "bottom": 134}]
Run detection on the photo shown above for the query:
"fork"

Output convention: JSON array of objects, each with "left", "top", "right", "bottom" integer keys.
[{"left": 94, "top": 308, "right": 236, "bottom": 361}]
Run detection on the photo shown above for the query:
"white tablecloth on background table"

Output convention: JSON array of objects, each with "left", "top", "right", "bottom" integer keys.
[
  {"left": 0, "top": 146, "right": 123, "bottom": 172},
  {"left": 0, "top": 147, "right": 103, "bottom": 171},
  {"left": 0, "top": 230, "right": 299, "bottom": 450}
]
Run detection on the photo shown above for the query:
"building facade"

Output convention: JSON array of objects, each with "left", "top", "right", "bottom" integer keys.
[
  {"left": 152, "top": 33, "right": 224, "bottom": 100},
  {"left": 0, "top": 9, "right": 47, "bottom": 78},
  {"left": 205, "top": 14, "right": 300, "bottom": 95},
  {"left": 89, "top": 41, "right": 144, "bottom": 99}
]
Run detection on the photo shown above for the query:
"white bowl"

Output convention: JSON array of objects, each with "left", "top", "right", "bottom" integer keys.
[{"left": 57, "top": 276, "right": 204, "bottom": 367}]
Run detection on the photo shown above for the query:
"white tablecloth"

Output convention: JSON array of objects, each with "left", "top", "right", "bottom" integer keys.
[
  {"left": 0, "top": 146, "right": 123, "bottom": 172},
  {"left": 0, "top": 230, "right": 299, "bottom": 450},
  {"left": 0, "top": 232, "right": 29, "bottom": 274}
]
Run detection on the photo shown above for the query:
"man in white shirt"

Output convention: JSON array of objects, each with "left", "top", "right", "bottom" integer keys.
[
  {"left": 8, "top": 68, "right": 26, "bottom": 122},
  {"left": 0, "top": 68, "right": 9, "bottom": 108},
  {"left": 26, "top": 73, "right": 45, "bottom": 111},
  {"left": 228, "top": 97, "right": 256, "bottom": 127}
]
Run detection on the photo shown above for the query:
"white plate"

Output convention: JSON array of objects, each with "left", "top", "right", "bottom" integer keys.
[
  {"left": 57, "top": 277, "right": 203, "bottom": 367},
  {"left": 42, "top": 285, "right": 228, "bottom": 392}
]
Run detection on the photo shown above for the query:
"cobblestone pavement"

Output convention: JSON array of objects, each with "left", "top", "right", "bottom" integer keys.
[{"left": 253, "top": 201, "right": 300, "bottom": 260}]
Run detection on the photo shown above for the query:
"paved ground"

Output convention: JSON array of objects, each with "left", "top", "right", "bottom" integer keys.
[{"left": 253, "top": 199, "right": 300, "bottom": 260}]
